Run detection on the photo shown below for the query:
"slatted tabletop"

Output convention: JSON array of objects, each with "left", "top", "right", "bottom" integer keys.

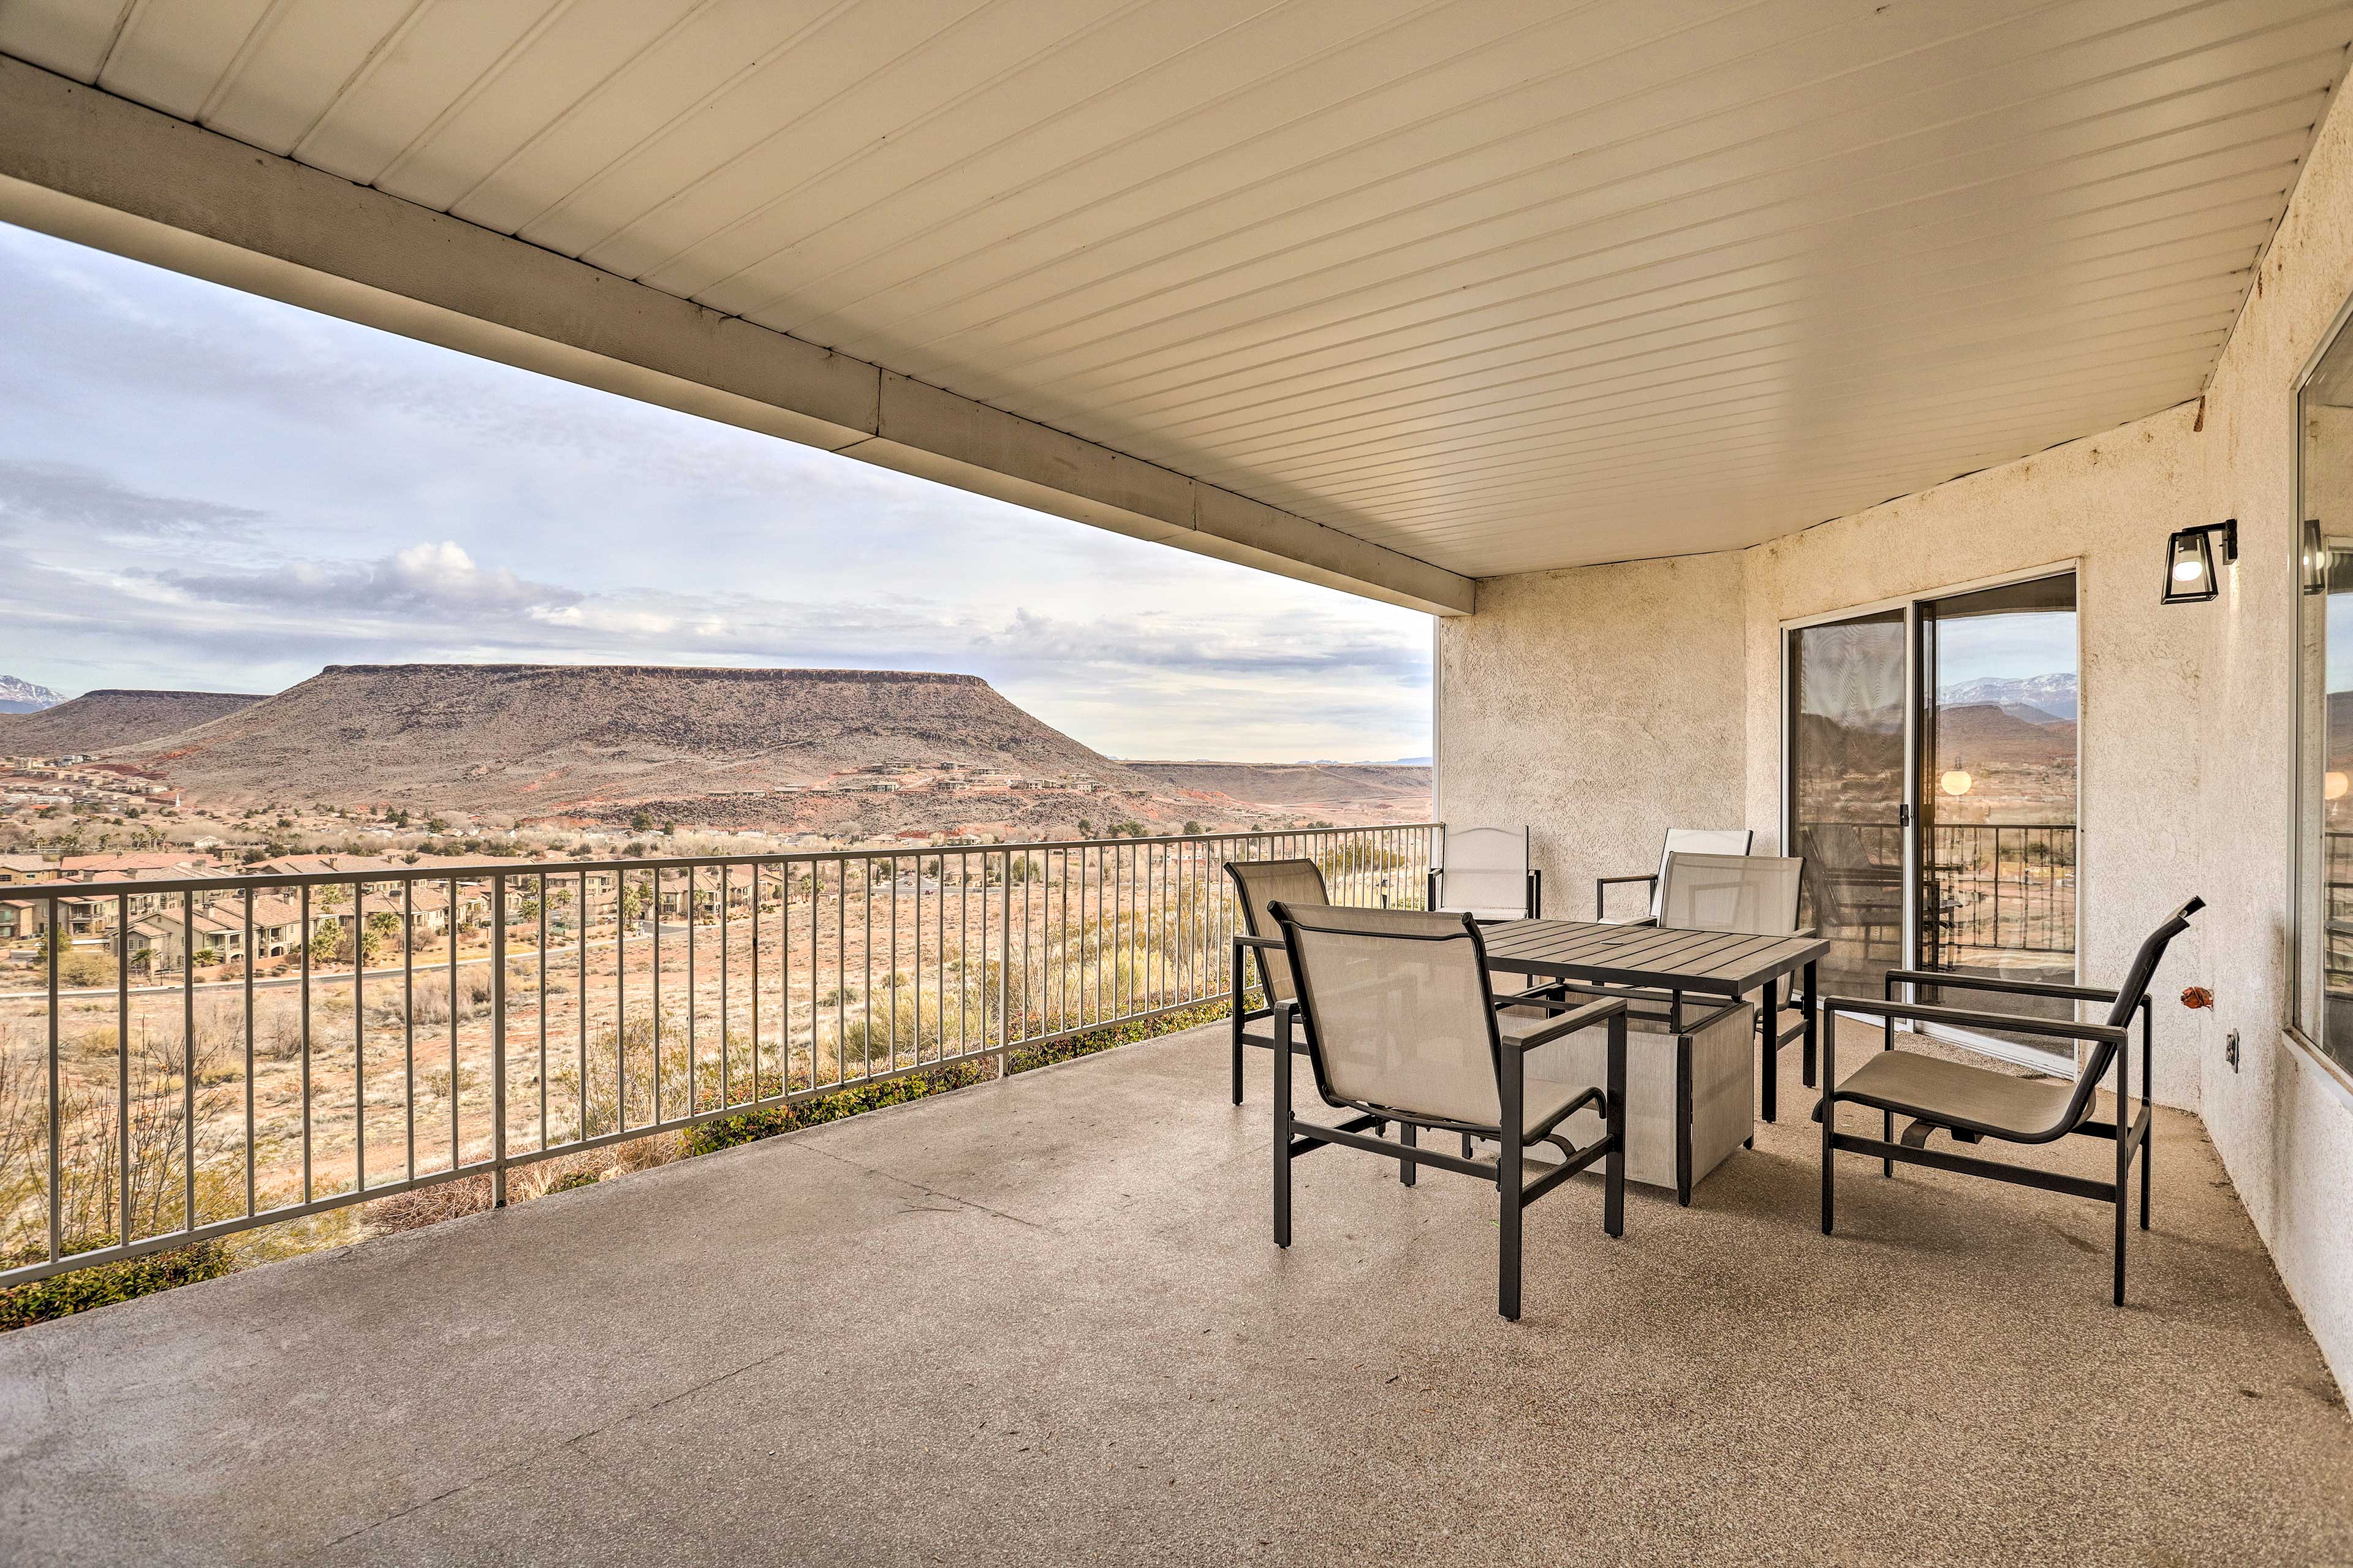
[{"left": 1476, "top": 919, "right": 1828, "bottom": 998}]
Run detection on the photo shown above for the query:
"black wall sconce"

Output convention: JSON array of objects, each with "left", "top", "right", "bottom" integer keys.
[{"left": 2162, "top": 519, "right": 2236, "bottom": 604}]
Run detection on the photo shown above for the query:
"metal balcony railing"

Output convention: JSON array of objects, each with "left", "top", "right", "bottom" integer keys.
[
  {"left": 0, "top": 825, "right": 1437, "bottom": 1287},
  {"left": 1796, "top": 819, "right": 2078, "bottom": 958}
]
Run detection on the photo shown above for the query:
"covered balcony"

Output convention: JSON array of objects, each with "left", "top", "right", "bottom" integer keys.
[
  {"left": 4, "top": 1020, "right": 2348, "bottom": 1564},
  {"left": 5, "top": 4, "right": 2353, "bottom": 1562}
]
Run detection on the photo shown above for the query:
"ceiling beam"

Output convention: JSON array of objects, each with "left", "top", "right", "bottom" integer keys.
[{"left": 0, "top": 56, "right": 1472, "bottom": 617}]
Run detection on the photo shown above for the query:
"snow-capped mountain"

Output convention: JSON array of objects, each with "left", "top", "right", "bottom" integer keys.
[
  {"left": 1936, "top": 673, "right": 2077, "bottom": 723},
  {"left": 0, "top": 675, "right": 64, "bottom": 714}
]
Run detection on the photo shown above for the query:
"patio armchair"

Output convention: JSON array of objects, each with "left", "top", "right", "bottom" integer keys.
[
  {"left": 1497, "top": 852, "right": 1797, "bottom": 1195},
  {"left": 1267, "top": 901, "right": 1627, "bottom": 1320},
  {"left": 1222, "top": 857, "right": 1331, "bottom": 1105},
  {"left": 1813, "top": 896, "right": 2201, "bottom": 1305},
  {"left": 1427, "top": 824, "right": 1540, "bottom": 920},
  {"left": 1659, "top": 851, "right": 1815, "bottom": 1099},
  {"left": 1595, "top": 827, "right": 1754, "bottom": 922}
]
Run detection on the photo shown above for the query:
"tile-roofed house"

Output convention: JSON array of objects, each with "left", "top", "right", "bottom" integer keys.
[
  {"left": 59, "top": 851, "right": 219, "bottom": 874},
  {"left": 248, "top": 853, "right": 411, "bottom": 877},
  {"left": 0, "top": 853, "right": 56, "bottom": 884},
  {"left": 116, "top": 892, "right": 330, "bottom": 968},
  {"left": 76, "top": 865, "right": 239, "bottom": 923}
]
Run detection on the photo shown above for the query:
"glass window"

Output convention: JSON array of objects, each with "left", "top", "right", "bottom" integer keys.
[{"left": 2294, "top": 310, "right": 2353, "bottom": 1080}]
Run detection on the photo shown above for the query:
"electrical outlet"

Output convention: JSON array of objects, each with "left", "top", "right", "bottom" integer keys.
[{"left": 2226, "top": 1029, "right": 2240, "bottom": 1072}]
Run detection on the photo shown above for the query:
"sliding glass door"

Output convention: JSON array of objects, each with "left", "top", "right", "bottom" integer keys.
[
  {"left": 1786, "top": 571, "right": 2081, "bottom": 1069},
  {"left": 1786, "top": 609, "right": 1909, "bottom": 1004}
]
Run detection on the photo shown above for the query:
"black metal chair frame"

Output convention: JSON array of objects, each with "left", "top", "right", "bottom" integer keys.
[
  {"left": 1267, "top": 903, "right": 1627, "bottom": 1320},
  {"left": 1813, "top": 896, "right": 2199, "bottom": 1306},
  {"left": 1228, "top": 930, "right": 1308, "bottom": 1105}
]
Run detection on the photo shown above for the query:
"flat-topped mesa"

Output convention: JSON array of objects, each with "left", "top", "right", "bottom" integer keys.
[
  {"left": 0, "top": 689, "right": 267, "bottom": 754},
  {"left": 317, "top": 664, "right": 992, "bottom": 686},
  {"left": 112, "top": 662, "right": 1140, "bottom": 812}
]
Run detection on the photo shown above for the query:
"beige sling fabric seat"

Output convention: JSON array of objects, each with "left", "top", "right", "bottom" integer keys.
[
  {"left": 1428, "top": 825, "right": 1539, "bottom": 920},
  {"left": 1519, "top": 852, "right": 1798, "bottom": 1197},
  {"left": 1828, "top": 1050, "right": 2078, "bottom": 1142},
  {"left": 1815, "top": 896, "right": 2203, "bottom": 1305},
  {"left": 1267, "top": 901, "right": 1627, "bottom": 1320},
  {"left": 1658, "top": 851, "right": 1814, "bottom": 1110},
  {"left": 1221, "top": 857, "right": 1330, "bottom": 1104},
  {"left": 1658, "top": 852, "right": 1802, "bottom": 937}
]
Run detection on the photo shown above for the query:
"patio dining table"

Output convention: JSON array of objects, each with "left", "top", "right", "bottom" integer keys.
[{"left": 1473, "top": 919, "right": 1830, "bottom": 1197}]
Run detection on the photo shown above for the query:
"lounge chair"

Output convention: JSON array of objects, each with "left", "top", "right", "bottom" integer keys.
[{"left": 1813, "top": 897, "right": 2200, "bottom": 1305}]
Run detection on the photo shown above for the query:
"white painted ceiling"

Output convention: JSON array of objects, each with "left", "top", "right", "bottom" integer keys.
[{"left": 4, "top": 0, "right": 2346, "bottom": 579}]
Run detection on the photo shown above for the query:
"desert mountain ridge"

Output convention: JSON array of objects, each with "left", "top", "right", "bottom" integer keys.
[
  {"left": 113, "top": 664, "right": 1145, "bottom": 816},
  {"left": 0, "top": 688, "right": 267, "bottom": 753},
  {"left": 1124, "top": 760, "right": 1431, "bottom": 814},
  {"left": 0, "top": 675, "right": 63, "bottom": 714}
]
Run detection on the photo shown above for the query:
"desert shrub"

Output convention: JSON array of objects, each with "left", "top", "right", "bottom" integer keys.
[
  {"left": 0, "top": 1020, "right": 247, "bottom": 1259},
  {"left": 677, "top": 1059, "right": 991, "bottom": 1157},
  {"left": 681, "top": 1104, "right": 798, "bottom": 1156},
  {"left": 0, "top": 1238, "right": 233, "bottom": 1331},
  {"left": 1006, "top": 999, "right": 1232, "bottom": 1075},
  {"left": 363, "top": 1173, "right": 493, "bottom": 1234},
  {"left": 261, "top": 1007, "right": 306, "bottom": 1061},
  {"left": 56, "top": 952, "right": 115, "bottom": 988}
]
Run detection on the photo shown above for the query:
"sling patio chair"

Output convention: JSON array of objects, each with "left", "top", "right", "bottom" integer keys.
[
  {"left": 1594, "top": 827, "right": 1754, "bottom": 922},
  {"left": 1427, "top": 824, "right": 1541, "bottom": 920},
  {"left": 1222, "top": 857, "right": 1331, "bottom": 1105},
  {"left": 1267, "top": 901, "right": 1627, "bottom": 1320},
  {"left": 1660, "top": 851, "right": 1816, "bottom": 1101},
  {"left": 1813, "top": 896, "right": 2201, "bottom": 1305},
  {"left": 1499, "top": 852, "right": 1800, "bottom": 1195}
]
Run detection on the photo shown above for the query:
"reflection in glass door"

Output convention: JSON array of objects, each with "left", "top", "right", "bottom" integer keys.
[
  {"left": 1786, "top": 610, "right": 1909, "bottom": 1005},
  {"left": 1917, "top": 576, "right": 2080, "bottom": 1056},
  {"left": 1785, "top": 572, "right": 2081, "bottom": 1070}
]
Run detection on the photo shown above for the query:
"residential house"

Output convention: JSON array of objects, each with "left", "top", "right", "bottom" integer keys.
[
  {"left": 58, "top": 851, "right": 219, "bottom": 874},
  {"left": 117, "top": 893, "right": 328, "bottom": 969},
  {"left": 0, "top": 854, "right": 56, "bottom": 885}
]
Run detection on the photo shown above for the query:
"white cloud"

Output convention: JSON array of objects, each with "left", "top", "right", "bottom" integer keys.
[
  {"left": 151, "top": 540, "right": 577, "bottom": 617},
  {"left": 0, "top": 221, "right": 1433, "bottom": 762}
]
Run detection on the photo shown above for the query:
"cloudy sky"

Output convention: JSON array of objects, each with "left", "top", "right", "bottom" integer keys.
[{"left": 0, "top": 221, "right": 1430, "bottom": 762}]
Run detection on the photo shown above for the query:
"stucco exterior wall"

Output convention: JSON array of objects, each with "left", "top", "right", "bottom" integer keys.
[
  {"left": 1436, "top": 57, "right": 2353, "bottom": 1387},
  {"left": 1735, "top": 406, "right": 2212, "bottom": 1109},
  {"left": 2189, "top": 67, "right": 2353, "bottom": 1398},
  {"left": 1435, "top": 553, "right": 1746, "bottom": 923}
]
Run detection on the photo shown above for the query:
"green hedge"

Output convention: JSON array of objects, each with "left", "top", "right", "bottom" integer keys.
[
  {"left": 680, "top": 1059, "right": 995, "bottom": 1156},
  {"left": 0, "top": 1239, "right": 234, "bottom": 1331},
  {"left": 1005, "top": 999, "right": 1233, "bottom": 1075}
]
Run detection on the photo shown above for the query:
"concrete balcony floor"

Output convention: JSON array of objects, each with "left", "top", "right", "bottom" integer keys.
[{"left": 1, "top": 1020, "right": 2347, "bottom": 1567}]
